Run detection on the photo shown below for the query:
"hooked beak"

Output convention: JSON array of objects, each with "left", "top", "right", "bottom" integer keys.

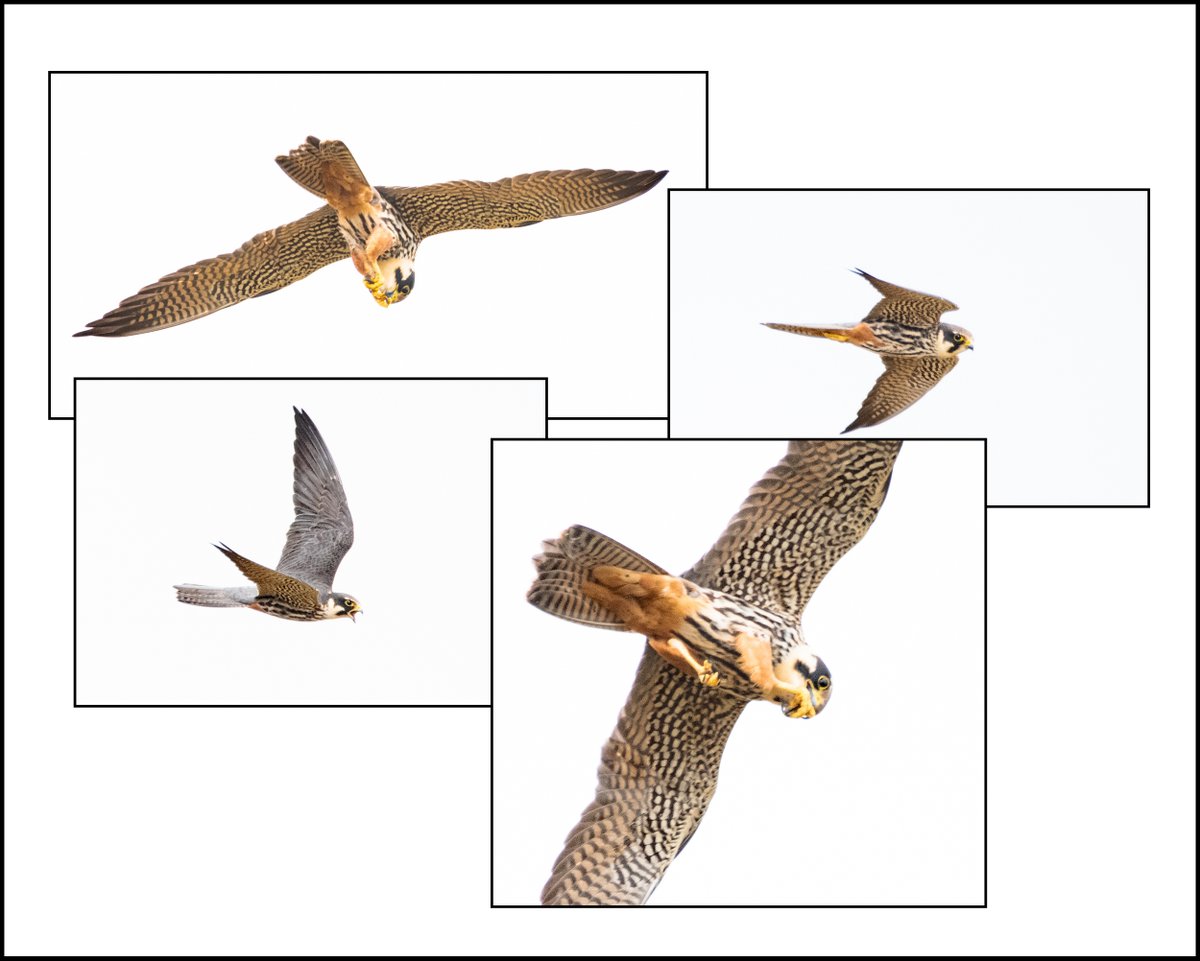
[
  {"left": 783, "top": 682, "right": 818, "bottom": 719},
  {"left": 783, "top": 679, "right": 829, "bottom": 718}
]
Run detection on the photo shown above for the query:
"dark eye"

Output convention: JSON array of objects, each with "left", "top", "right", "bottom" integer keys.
[
  {"left": 816, "top": 675, "right": 831, "bottom": 690},
  {"left": 954, "top": 334, "right": 965, "bottom": 343}
]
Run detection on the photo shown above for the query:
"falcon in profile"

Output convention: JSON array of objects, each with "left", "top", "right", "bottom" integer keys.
[
  {"left": 174, "top": 407, "right": 361, "bottom": 622},
  {"left": 764, "top": 269, "right": 974, "bottom": 432},
  {"left": 526, "top": 440, "right": 902, "bottom": 904},
  {"left": 75, "top": 136, "right": 667, "bottom": 336}
]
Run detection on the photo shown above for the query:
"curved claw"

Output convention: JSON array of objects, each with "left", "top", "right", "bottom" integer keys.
[{"left": 362, "top": 274, "right": 392, "bottom": 308}]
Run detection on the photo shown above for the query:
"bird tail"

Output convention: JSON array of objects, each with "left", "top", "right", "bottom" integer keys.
[
  {"left": 275, "top": 136, "right": 374, "bottom": 207},
  {"left": 762, "top": 322, "right": 854, "bottom": 342},
  {"left": 527, "top": 525, "right": 669, "bottom": 629},
  {"left": 173, "top": 584, "right": 256, "bottom": 608}
]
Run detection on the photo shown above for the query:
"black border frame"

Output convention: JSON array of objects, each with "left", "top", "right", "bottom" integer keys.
[
  {"left": 72, "top": 376, "right": 549, "bottom": 709},
  {"left": 488, "top": 435, "right": 987, "bottom": 909},
  {"left": 48, "top": 68, "right": 709, "bottom": 422},
  {"left": 665, "top": 187, "right": 1152, "bottom": 509}
]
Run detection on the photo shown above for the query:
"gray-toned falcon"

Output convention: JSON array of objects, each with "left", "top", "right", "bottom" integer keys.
[
  {"left": 174, "top": 407, "right": 361, "bottom": 622},
  {"left": 75, "top": 136, "right": 667, "bottom": 336},
  {"left": 526, "top": 440, "right": 902, "bottom": 904},
  {"left": 764, "top": 269, "right": 974, "bottom": 432}
]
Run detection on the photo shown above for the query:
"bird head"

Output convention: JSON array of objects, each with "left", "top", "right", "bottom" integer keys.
[
  {"left": 780, "top": 650, "right": 833, "bottom": 719},
  {"left": 378, "top": 258, "right": 415, "bottom": 305},
  {"left": 937, "top": 323, "right": 974, "bottom": 355},
  {"left": 329, "top": 594, "right": 363, "bottom": 622}
]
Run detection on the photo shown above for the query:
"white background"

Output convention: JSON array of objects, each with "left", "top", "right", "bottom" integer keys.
[
  {"left": 50, "top": 72, "right": 705, "bottom": 418},
  {"left": 5, "top": 5, "right": 1195, "bottom": 957},
  {"left": 670, "top": 190, "right": 1148, "bottom": 506},
  {"left": 75, "top": 379, "right": 544, "bottom": 704},
  {"left": 493, "top": 440, "right": 984, "bottom": 906}
]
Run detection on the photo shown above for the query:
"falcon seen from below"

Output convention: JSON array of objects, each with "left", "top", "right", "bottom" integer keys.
[
  {"left": 526, "top": 440, "right": 902, "bottom": 904},
  {"left": 76, "top": 136, "right": 666, "bottom": 336}
]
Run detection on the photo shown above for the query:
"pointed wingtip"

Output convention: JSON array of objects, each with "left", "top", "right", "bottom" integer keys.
[
  {"left": 645, "top": 169, "right": 669, "bottom": 191},
  {"left": 73, "top": 327, "right": 96, "bottom": 338}
]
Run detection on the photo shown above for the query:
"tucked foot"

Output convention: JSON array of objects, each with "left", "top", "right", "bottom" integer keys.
[
  {"left": 649, "top": 636, "right": 721, "bottom": 688},
  {"left": 362, "top": 273, "right": 392, "bottom": 307},
  {"left": 780, "top": 685, "right": 816, "bottom": 718},
  {"left": 731, "top": 631, "right": 821, "bottom": 717}
]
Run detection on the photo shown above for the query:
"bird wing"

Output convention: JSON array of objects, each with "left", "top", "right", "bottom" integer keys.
[
  {"left": 74, "top": 206, "right": 347, "bottom": 337},
  {"left": 854, "top": 268, "right": 957, "bottom": 328},
  {"left": 540, "top": 441, "right": 901, "bottom": 904},
  {"left": 275, "top": 408, "right": 354, "bottom": 594},
  {"left": 378, "top": 168, "right": 667, "bottom": 240},
  {"left": 216, "top": 544, "right": 319, "bottom": 610},
  {"left": 541, "top": 648, "right": 748, "bottom": 905},
  {"left": 843, "top": 355, "right": 959, "bottom": 433},
  {"left": 684, "top": 440, "right": 902, "bottom": 617}
]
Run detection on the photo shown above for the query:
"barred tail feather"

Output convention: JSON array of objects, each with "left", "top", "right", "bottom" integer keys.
[
  {"left": 527, "top": 525, "right": 668, "bottom": 630},
  {"left": 275, "top": 136, "right": 372, "bottom": 204},
  {"left": 762, "top": 322, "right": 851, "bottom": 341},
  {"left": 174, "top": 584, "right": 257, "bottom": 608}
]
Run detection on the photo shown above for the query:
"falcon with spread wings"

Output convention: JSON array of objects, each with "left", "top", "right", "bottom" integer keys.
[
  {"left": 764, "top": 270, "right": 973, "bottom": 432},
  {"left": 526, "top": 439, "right": 902, "bottom": 904},
  {"left": 76, "top": 136, "right": 666, "bottom": 337}
]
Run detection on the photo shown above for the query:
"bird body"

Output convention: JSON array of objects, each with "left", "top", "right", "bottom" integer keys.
[
  {"left": 76, "top": 136, "right": 666, "bottom": 337},
  {"left": 526, "top": 440, "right": 902, "bottom": 904},
  {"left": 531, "top": 531, "right": 829, "bottom": 717},
  {"left": 174, "top": 407, "right": 362, "bottom": 623},
  {"left": 275, "top": 137, "right": 418, "bottom": 306},
  {"left": 764, "top": 269, "right": 974, "bottom": 431}
]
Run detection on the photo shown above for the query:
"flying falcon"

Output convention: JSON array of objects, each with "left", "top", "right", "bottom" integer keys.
[
  {"left": 75, "top": 136, "right": 666, "bottom": 337},
  {"left": 526, "top": 440, "right": 902, "bottom": 904},
  {"left": 174, "top": 407, "right": 362, "bottom": 622},
  {"left": 764, "top": 269, "right": 974, "bottom": 432}
]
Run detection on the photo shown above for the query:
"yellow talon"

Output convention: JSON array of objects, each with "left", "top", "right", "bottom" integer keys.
[
  {"left": 784, "top": 689, "right": 817, "bottom": 719},
  {"left": 362, "top": 275, "right": 393, "bottom": 307}
]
